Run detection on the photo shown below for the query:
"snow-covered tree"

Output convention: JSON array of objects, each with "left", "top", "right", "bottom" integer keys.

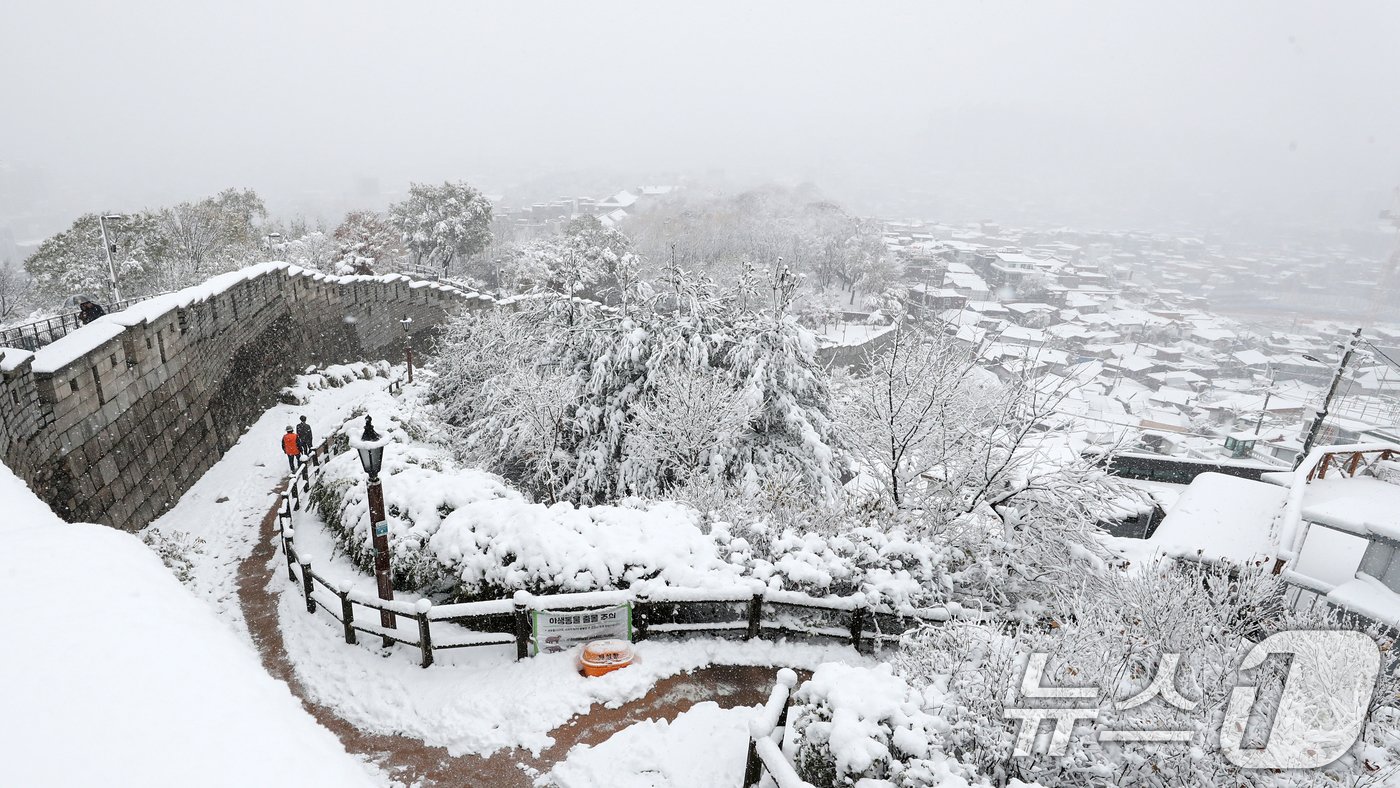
[
  {"left": 158, "top": 188, "right": 267, "bottom": 286},
  {"left": 498, "top": 216, "right": 643, "bottom": 308},
  {"left": 389, "top": 181, "right": 492, "bottom": 274},
  {"left": 24, "top": 212, "right": 168, "bottom": 304},
  {"left": 0, "top": 259, "right": 33, "bottom": 320},
  {"left": 331, "top": 210, "right": 402, "bottom": 274},
  {"left": 622, "top": 361, "right": 758, "bottom": 496},
  {"left": 883, "top": 562, "right": 1400, "bottom": 788},
  {"left": 279, "top": 230, "right": 337, "bottom": 273},
  {"left": 430, "top": 262, "right": 845, "bottom": 504},
  {"left": 840, "top": 324, "right": 991, "bottom": 508}
]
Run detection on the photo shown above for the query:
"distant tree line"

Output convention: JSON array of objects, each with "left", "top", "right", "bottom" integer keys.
[{"left": 12, "top": 181, "right": 495, "bottom": 319}]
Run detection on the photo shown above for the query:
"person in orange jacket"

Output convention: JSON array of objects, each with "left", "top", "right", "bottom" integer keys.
[{"left": 281, "top": 426, "right": 301, "bottom": 471}]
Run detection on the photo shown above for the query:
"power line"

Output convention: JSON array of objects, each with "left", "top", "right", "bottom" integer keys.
[{"left": 1363, "top": 339, "right": 1400, "bottom": 372}]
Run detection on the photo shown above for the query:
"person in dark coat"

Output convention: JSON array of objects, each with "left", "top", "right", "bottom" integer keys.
[
  {"left": 77, "top": 298, "right": 106, "bottom": 325},
  {"left": 281, "top": 426, "right": 301, "bottom": 471},
  {"left": 296, "top": 416, "right": 314, "bottom": 458}
]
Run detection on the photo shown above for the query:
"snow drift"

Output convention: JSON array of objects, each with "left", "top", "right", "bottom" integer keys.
[{"left": 0, "top": 461, "right": 378, "bottom": 788}]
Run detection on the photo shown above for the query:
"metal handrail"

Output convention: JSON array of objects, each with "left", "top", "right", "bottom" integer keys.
[{"left": 0, "top": 292, "right": 171, "bottom": 352}]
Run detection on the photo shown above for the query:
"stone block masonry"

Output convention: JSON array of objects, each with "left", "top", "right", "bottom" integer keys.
[{"left": 0, "top": 263, "right": 494, "bottom": 532}]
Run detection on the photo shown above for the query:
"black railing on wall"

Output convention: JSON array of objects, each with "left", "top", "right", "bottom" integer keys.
[{"left": 0, "top": 293, "right": 170, "bottom": 352}]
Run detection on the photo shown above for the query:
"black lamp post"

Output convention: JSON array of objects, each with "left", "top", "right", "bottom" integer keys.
[{"left": 356, "top": 416, "right": 396, "bottom": 644}]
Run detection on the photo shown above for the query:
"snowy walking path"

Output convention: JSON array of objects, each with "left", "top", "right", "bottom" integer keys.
[
  {"left": 244, "top": 486, "right": 800, "bottom": 785},
  {"left": 147, "top": 368, "right": 857, "bottom": 785}
]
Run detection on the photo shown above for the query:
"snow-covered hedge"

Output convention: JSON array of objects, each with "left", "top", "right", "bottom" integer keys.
[
  {"left": 310, "top": 410, "right": 520, "bottom": 593},
  {"left": 430, "top": 499, "right": 743, "bottom": 599},
  {"left": 312, "top": 412, "right": 748, "bottom": 599},
  {"left": 310, "top": 412, "right": 958, "bottom": 607},
  {"left": 713, "top": 524, "right": 949, "bottom": 611}
]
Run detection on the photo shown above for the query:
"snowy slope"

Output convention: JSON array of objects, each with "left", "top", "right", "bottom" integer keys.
[{"left": 0, "top": 462, "right": 382, "bottom": 788}]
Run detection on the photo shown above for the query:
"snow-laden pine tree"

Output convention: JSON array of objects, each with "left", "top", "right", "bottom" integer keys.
[{"left": 429, "top": 260, "right": 845, "bottom": 505}]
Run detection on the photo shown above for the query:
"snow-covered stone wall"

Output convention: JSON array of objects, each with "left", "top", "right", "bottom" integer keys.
[{"left": 0, "top": 263, "right": 489, "bottom": 531}]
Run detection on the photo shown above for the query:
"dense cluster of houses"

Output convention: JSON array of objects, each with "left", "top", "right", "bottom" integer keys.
[
  {"left": 878, "top": 221, "right": 1400, "bottom": 469},
  {"left": 495, "top": 186, "right": 676, "bottom": 235}
]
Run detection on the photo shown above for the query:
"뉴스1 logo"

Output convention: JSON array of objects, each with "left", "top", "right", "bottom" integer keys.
[{"left": 1005, "top": 629, "right": 1380, "bottom": 768}]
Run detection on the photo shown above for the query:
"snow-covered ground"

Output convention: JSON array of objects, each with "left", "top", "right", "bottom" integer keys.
[
  {"left": 142, "top": 363, "right": 402, "bottom": 633},
  {"left": 281, "top": 576, "right": 858, "bottom": 757},
  {"left": 0, "top": 461, "right": 382, "bottom": 788},
  {"left": 543, "top": 702, "right": 758, "bottom": 787},
  {"left": 128, "top": 362, "right": 866, "bottom": 762},
  {"left": 816, "top": 320, "right": 896, "bottom": 347}
]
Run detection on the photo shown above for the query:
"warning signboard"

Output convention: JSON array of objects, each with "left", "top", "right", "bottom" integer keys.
[{"left": 531, "top": 604, "right": 632, "bottom": 656}]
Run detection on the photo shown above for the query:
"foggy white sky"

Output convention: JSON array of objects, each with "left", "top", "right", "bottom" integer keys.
[{"left": 2, "top": 0, "right": 1398, "bottom": 233}]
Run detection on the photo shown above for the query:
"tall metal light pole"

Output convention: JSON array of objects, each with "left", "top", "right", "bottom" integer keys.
[
  {"left": 1296, "top": 327, "right": 1363, "bottom": 468},
  {"left": 353, "top": 416, "right": 396, "bottom": 646},
  {"left": 98, "top": 214, "right": 126, "bottom": 304}
]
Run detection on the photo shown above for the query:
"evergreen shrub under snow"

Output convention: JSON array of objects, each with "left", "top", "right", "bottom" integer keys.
[
  {"left": 309, "top": 410, "right": 958, "bottom": 607},
  {"left": 312, "top": 411, "right": 749, "bottom": 600}
]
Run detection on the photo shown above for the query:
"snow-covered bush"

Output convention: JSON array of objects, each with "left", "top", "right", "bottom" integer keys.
[
  {"left": 140, "top": 527, "right": 206, "bottom": 587},
  {"left": 712, "top": 522, "right": 951, "bottom": 611},
  {"left": 786, "top": 662, "right": 982, "bottom": 788},
  {"left": 280, "top": 362, "right": 391, "bottom": 404},
  {"left": 429, "top": 499, "right": 743, "bottom": 600},
  {"left": 873, "top": 563, "right": 1400, "bottom": 788},
  {"left": 311, "top": 412, "right": 749, "bottom": 600},
  {"left": 310, "top": 411, "right": 519, "bottom": 593}
]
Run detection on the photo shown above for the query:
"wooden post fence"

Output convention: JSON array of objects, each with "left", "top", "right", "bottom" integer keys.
[
  {"left": 416, "top": 600, "right": 434, "bottom": 668},
  {"left": 339, "top": 589, "right": 356, "bottom": 645},
  {"left": 513, "top": 597, "right": 531, "bottom": 660},
  {"left": 301, "top": 560, "right": 316, "bottom": 613},
  {"left": 746, "top": 592, "right": 764, "bottom": 640}
]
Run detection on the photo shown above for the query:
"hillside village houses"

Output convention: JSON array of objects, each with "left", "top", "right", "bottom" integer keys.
[
  {"left": 877, "top": 218, "right": 1400, "bottom": 473},
  {"left": 497, "top": 185, "right": 676, "bottom": 235}
]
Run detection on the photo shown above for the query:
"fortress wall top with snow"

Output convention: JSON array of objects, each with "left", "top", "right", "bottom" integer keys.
[{"left": 0, "top": 263, "right": 490, "bottom": 531}]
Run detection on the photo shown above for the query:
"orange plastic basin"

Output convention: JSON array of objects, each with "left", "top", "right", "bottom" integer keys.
[{"left": 580, "top": 639, "right": 634, "bottom": 677}]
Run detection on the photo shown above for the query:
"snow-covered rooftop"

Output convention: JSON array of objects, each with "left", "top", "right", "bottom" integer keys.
[{"left": 1148, "top": 472, "right": 1286, "bottom": 565}]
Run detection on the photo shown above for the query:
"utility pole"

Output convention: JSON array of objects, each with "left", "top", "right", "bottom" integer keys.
[
  {"left": 1254, "top": 384, "right": 1273, "bottom": 436},
  {"left": 1295, "top": 327, "right": 1363, "bottom": 468}
]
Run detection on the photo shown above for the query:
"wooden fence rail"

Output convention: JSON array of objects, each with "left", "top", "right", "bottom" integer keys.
[
  {"left": 743, "top": 669, "right": 814, "bottom": 788},
  {"left": 276, "top": 413, "right": 950, "bottom": 670}
]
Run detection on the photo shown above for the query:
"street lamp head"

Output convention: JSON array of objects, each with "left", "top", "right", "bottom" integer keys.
[
  {"left": 1302, "top": 354, "right": 1322, "bottom": 363},
  {"left": 356, "top": 416, "right": 385, "bottom": 479},
  {"left": 102, "top": 214, "right": 126, "bottom": 221}
]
